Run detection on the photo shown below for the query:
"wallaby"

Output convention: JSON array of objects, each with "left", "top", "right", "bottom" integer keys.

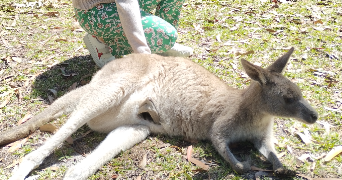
[{"left": 0, "top": 47, "right": 318, "bottom": 180}]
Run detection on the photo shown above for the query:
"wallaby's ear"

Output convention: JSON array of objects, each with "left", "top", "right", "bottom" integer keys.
[
  {"left": 241, "top": 59, "right": 267, "bottom": 85},
  {"left": 267, "top": 47, "right": 294, "bottom": 73}
]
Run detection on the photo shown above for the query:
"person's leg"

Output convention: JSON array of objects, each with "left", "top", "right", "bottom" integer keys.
[
  {"left": 76, "top": 3, "right": 179, "bottom": 54},
  {"left": 75, "top": 4, "right": 133, "bottom": 56},
  {"left": 75, "top": 5, "right": 119, "bottom": 67},
  {"left": 75, "top": 1, "right": 191, "bottom": 67},
  {"left": 140, "top": 10, "right": 178, "bottom": 53},
  {"left": 155, "top": 0, "right": 187, "bottom": 29},
  {"left": 153, "top": 0, "right": 193, "bottom": 57}
]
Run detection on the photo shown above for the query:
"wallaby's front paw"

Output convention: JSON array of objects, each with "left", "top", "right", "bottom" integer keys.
[
  {"left": 274, "top": 167, "right": 296, "bottom": 177},
  {"left": 233, "top": 161, "right": 251, "bottom": 173}
]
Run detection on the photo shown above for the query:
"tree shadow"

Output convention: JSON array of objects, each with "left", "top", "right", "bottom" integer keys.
[{"left": 31, "top": 54, "right": 98, "bottom": 104}]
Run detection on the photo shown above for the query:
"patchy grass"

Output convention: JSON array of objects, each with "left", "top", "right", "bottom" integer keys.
[{"left": 0, "top": 0, "right": 341, "bottom": 179}]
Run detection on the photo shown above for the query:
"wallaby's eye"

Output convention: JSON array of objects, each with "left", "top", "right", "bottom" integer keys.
[{"left": 283, "top": 96, "right": 295, "bottom": 104}]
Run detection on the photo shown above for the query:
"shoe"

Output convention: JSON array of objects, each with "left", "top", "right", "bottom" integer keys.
[
  {"left": 83, "top": 34, "right": 115, "bottom": 67},
  {"left": 158, "top": 43, "right": 193, "bottom": 57}
]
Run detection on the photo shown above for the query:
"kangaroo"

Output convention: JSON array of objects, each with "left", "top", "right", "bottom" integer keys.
[{"left": 0, "top": 47, "right": 318, "bottom": 180}]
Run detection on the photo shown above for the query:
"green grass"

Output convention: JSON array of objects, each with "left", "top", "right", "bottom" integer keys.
[{"left": 1, "top": 0, "right": 342, "bottom": 179}]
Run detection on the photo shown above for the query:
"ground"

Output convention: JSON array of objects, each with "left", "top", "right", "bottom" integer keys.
[{"left": 0, "top": 0, "right": 341, "bottom": 179}]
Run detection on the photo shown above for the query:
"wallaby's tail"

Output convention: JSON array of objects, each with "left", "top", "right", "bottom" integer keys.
[{"left": 0, "top": 86, "right": 87, "bottom": 146}]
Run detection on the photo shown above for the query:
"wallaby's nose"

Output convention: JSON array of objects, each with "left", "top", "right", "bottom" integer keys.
[
  {"left": 311, "top": 113, "right": 318, "bottom": 121},
  {"left": 311, "top": 112, "right": 318, "bottom": 122}
]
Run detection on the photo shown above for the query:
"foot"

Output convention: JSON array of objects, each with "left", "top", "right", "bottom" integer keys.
[
  {"left": 158, "top": 43, "right": 193, "bottom": 57},
  {"left": 232, "top": 161, "right": 251, "bottom": 173},
  {"left": 83, "top": 34, "right": 115, "bottom": 67}
]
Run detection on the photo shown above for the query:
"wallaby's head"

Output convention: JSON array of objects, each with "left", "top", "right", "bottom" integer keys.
[{"left": 241, "top": 47, "right": 318, "bottom": 124}]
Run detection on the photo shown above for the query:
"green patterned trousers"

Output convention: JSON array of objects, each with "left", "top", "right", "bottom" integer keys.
[{"left": 75, "top": 0, "right": 185, "bottom": 56}]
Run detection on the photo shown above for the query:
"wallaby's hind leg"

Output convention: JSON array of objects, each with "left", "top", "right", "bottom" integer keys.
[
  {"left": 64, "top": 125, "right": 150, "bottom": 180},
  {"left": 9, "top": 79, "right": 137, "bottom": 180},
  {"left": 0, "top": 86, "right": 87, "bottom": 146}
]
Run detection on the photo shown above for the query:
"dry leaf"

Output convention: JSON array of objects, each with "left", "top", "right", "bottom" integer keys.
[
  {"left": 230, "top": 26, "right": 239, "bottom": 31},
  {"left": 44, "top": 11, "right": 60, "bottom": 17},
  {"left": 277, "top": 152, "right": 286, "bottom": 158},
  {"left": 50, "top": 166, "right": 59, "bottom": 171},
  {"left": 275, "top": 141, "right": 286, "bottom": 148},
  {"left": 0, "top": 94, "right": 11, "bottom": 108},
  {"left": 15, "top": 88, "right": 22, "bottom": 102},
  {"left": 310, "top": 162, "right": 316, "bottom": 172},
  {"left": 39, "top": 124, "right": 58, "bottom": 133},
  {"left": 216, "top": 34, "right": 222, "bottom": 42},
  {"left": 287, "top": 145, "right": 293, "bottom": 154},
  {"left": 1, "top": 36, "right": 13, "bottom": 48},
  {"left": 17, "top": 114, "right": 33, "bottom": 125},
  {"left": 266, "top": 28, "right": 277, "bottom": 33},
  {"left": 300, "top": 28, "right": 308, "bottom": 34},
  {"left": 68, "top": 82, "right": 78, "bottom": 91},
  {"left": 184, "top": 145, "right": 209, "bottom": 170},
  {"left": 236, "top": 50, "right": 254, "bottom": 56},
  {"left": 65, "top": 136, "right": 74, "bottom": 144},
  {"left": 314, "top": 20, "right": 323, "bottom": 24},
  {"left": 55, "top": 38, "right": 67, "bottom": 42},
  {"left": 74, "top": 28, "right": 84, "bottom": 32},
  {"left": 317, "top": 121, "right": 333, "bottom": 134},
  {"left": 74, "top": 45, "right": 83, "bottom": 52},
  {"left": 324, "top": 146, "right": 342, "bottom": 161},
  {"left": 12, "top": 57, "right": 22, "bottom": 62},
  {"left": 187, "top": 145, "right": 193, "bottom": 160},
  {"left": 8, "top": 138, "right": 28, "bottom": 153},
  {"left": 296, "top": 132, "right": 312, "bottom": 144},
  {"left": 139, "top": 153, "right": 147, "bottom": 169},
  {"left": 223, "top": 41, "right": 234, "bottom": 46},
  {"left": 188, "top": 157, "right": 209, "bottom": 170},
  {"left": 136, "top": 176, "right": 141, "bottom": 180},
  {"left": 298, "top": 154, "right": 312, "bottom": 162},
  {"left": 292, "top": 19, "right": 302, "bottom": 24}
]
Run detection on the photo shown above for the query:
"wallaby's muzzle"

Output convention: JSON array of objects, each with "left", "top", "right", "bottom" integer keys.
[{"left": 296, "top": 99, "right": 318, "bottom": 124}]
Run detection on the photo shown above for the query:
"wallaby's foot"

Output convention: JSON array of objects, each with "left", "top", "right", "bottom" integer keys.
[
  {"left": 274, "top": 167, "right": 296, "bottom": 177},
  {"left": 64, "top": 167, "right": 84, "bottom": 180},
  {"left": 9, "top": 158, "right": 37, "bottom": 180},
  {"left": 233, "top": 161, "right": 251, "bottom": 173}
]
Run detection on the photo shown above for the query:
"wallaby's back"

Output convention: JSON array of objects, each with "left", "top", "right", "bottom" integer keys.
[{"left": 95, "top": 54, "right": 241, "bottom": 139}]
